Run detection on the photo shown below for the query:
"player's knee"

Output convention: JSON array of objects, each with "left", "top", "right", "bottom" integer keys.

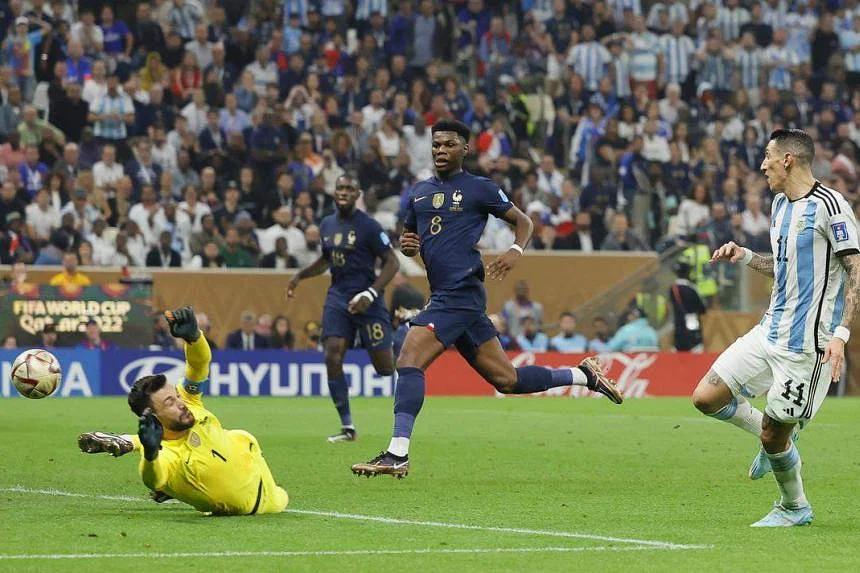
[
  {"left": 760, "top": 424, "right": 790, "bottom": 453},
  {"left": 376, "top": 364, "right": 395, "bottom": 376},
  {"left": 324, "top": 350, "right": 345, "bottom": 374},
  {"left": 692, "top": 374, "right": 727, "bottom": 414}
]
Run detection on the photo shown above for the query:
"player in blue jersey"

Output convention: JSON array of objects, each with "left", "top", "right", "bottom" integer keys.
[
  {"left": 288, "top": 174, "right": 400, "bottom": 443},
  {"left": 351, "top": 120, "right": 623, "bottom": 478},
  {"left": 697, "top": 129, "right": 860, "bottom": 526}
]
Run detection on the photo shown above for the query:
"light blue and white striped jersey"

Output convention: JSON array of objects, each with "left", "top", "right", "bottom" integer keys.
[
  {"left": 567, "top": 42, "right": 612, "bottom": 91},
  {"left": 614, "top": 50, "right": 632, "bottom": 98},
  {"left": 839, "top": 29, "right": 860, "bottom": 72},
  {"left": 282, "top": 0, "right": 309, "bottom": 27},
  {"left": 761, "top": 0, "right": 788, "bottom": 30},
  {"left": 608, "top": 0, "right": 642, "bottom": 24},
  {"left": 660, "top": 33, "right": 695, "bottom": 84},
  {"left": 629, "top": 31, "right": 660, "bottom": 81},
  {"left": 716, "top": 6, "right": 750, "bottom": 41},
  {"left": 763, "top": 44, "right": 799, "bottom": 90},
  {"left": 735, "top": 47, "right": 765, "bottom": 89},
  {"left": 761, "top": 183, "right": 859, "bottom": 354},
  {"left": 355, "top": 0, "right": 388, "bottom": 20},
  {"left": 89, "top": 92, "right": 133, "bottom": 140}
]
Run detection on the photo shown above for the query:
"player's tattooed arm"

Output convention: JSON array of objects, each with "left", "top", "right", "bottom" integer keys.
[
  {"left": 839, "top": 253, "right": 860, "bottom": 330},
  {"left": 747, "top": 253, "right": 775, "bottom": 278}
]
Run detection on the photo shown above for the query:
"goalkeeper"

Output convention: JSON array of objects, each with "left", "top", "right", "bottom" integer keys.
[{"left": 78, "top": 306, "right": 289, "bottom": 516}]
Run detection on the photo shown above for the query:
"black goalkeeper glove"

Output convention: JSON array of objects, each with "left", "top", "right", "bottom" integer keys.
[
  {"left": 165, "top": 306, "right": 200, "bottom": 342},
  {"left": 138, "top": 408, "right": 163, "bottom": 462}
]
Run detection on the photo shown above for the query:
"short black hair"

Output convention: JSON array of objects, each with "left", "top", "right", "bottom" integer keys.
[
  {"left": 431, "top": 119, "right": 471, "bottom": 142},
  {"left": 769, "top": 129, "right": 814, "bottom": 166},
  {"left": 128, "top": 374, "right": 167, "bottom": 416}
]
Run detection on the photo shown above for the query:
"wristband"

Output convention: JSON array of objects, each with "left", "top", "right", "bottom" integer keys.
[
  {"left": 509, "top": 244, "right": 524, "bottom": 254},
  {"left": 368, "top": 287, "right": 378, "bottom": 300},
  {"left": 740, "top": 248, "right": 753, "bottom": 266},
  {"left": 834, "top": 325, "right": 851, "bottom": 344}
]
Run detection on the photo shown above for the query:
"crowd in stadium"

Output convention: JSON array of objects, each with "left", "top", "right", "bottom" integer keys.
[{"left": 1, "top": 0, "right": 859, "bottom": 273}]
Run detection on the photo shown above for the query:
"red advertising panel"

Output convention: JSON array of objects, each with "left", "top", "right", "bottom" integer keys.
[{"left": 425, "top": 351, "right": 718, "bottom": 398}]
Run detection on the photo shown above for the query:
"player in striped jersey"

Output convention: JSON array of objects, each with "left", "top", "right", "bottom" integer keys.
[{"left": 693, "top": 129, "right": 860, "bottom": 527}]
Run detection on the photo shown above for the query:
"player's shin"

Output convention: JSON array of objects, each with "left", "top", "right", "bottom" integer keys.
[
  {"left": 706, "top": 396, "right": 763, "bottom": 436},
  {"left": 767, "top": 443, "right": 809, "bottom": 509},
  {"left": 510, "top": 366, "right": 583, "bottom": 394},
  {"left": 327, "top": 374, "right": 353, "bottom": 428},
  {"left": 388, "top": 367, "right": 425, "bottom": 457}
]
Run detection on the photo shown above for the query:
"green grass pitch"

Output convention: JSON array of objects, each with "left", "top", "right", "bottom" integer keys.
[{"left": 1, "top": 395, "right": 860, "bottom": 572}]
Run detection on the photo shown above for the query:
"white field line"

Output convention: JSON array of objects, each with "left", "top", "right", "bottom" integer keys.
[
  {"left": 0, "top": 546, "right": 685, "bottom": 561},
  {"left": 1, "top": 486, "right": 712, "bottom": 551}
]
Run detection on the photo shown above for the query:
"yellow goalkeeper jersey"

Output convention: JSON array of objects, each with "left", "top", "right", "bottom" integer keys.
[{"left": 137, "top": 336, "right": 288, "bottom": 515}]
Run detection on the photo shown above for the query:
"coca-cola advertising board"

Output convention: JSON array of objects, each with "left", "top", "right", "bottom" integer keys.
[{"left": 424, "top": 351, "right": 717, "bottom": 398}]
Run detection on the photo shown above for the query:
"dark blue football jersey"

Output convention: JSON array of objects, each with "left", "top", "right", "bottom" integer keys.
[
  {"left": 320, "top": 209, "right": 392, "bottom": 298},
  {"left": 404, "top": 171, "right": 514, "bottom": 296}
]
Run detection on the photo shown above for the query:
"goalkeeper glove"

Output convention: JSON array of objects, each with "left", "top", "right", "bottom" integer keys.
[
  {"left": 138, "top": 408, "right": 163, "bottom": 461},
  {"left": 165, "top": 306, "right": 200, "bottom": 342}
]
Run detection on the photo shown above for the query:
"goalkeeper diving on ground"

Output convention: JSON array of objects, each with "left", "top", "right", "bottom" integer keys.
[{"left": 77, "top": 306, "right": 289, "bottom": 515}]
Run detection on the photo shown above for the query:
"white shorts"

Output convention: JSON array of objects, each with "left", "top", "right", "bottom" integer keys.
[{"left": 711, "top": 324, "right": 832, "bottom": 424}]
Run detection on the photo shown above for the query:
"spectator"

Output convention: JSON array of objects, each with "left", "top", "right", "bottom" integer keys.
[
  {"left": 88, "top": 74, "right": 135, "bottom": 152},
  {"left": 220, "top": 226, "right": 255, "bottom": 268},
  {"left": 588, "top": 316, "right": 613, "bottom": 353},
  {"left": 303, "top": 320, "right": 323, "bottom": 351},
  {"left": 600, "top": 213, "right": 649, "bottom": 251},
  {"left": 255, "top": 313, "right": 273, "bottom": 342},
  {"left": 153, "top": 313, "right": 175, "bottom": 350},
  {"left": 489, "top": 313, "right": 519, "bottom": 351},
  {"left": 18, "top": 104, "right": 65, "bottom": 148},
  {"left": 26, "top": 187, "right": 60, "bottom": 245},
  {"left": 92, "top": 145, "right": 124, "bottom": 190},
  {"left": 292, "top": 224, "right": 322, "bottom": 267},
  {"left": 550, "top": 312, "right": 588, "bottom": 353},
  {"left": 146, "top": 230, "right": 182, "bottom": 268},
  {"left": 501, "top": 280, "right": 544, "bottom": 338},
  {"left": 259, "top": 236, "right": 299, "bottom": 269},
  {"left": 1, "top": 212, "right": 35, "bottom": 263},
  {"left": 41, "top": 322, "right": 59, "bottom": 349},
  {"left": 59, "top": 188, "right": 101, "bottom": 236},
  {"left": 49, "top": 251, "right": 91, "bottom": 287},
  {"left": 271, "top": 315, "right": 295, "bottom": 350},
  {"left": 189, "top": 240, "right": 226, "bottom": 269},
  {"left": 3, "top": 335, "right": 17, "bottom": 349},
  {"left": 607, "top": 307, "right": 660, "bottom": 352},
  {"left": 225, "top": 310, "right": 271, "bottom": 350},
  {"left": 76, "top": 317, "right": 115, "bottom": 349},
  {"left": 18, "top": 145, "right": 48, "bottom": 197},
  {"left": 197, "top": 312, "right": 218, "bottom": 349},
  {"left": 741, "top": 192, "right": 770, "bottom": 252},
  {"left": 516, "top": 316, "right": 549, "bottom": 352},
  {"left": 674, "top": 182, "right": 711, "bottom": 239},
  {"left": 669, "top": 261, "right": 707, "bottom": 352}
]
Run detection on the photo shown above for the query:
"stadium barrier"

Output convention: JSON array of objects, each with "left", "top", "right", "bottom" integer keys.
[{"left": 0, "top": 349, "right": 715, "bottom": 399}]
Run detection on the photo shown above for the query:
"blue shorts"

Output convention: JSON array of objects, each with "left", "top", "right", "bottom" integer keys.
[
  {"left": 410, "top": 297, "right": 498, "bottom": 362},
  {"left": 321, "top": 293, "right": 393, "bottom": 350}
]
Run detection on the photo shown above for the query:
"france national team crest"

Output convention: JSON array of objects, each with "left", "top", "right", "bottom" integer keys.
[
  {"left": 832, "top": 222, "right": 849, "bottom": 243},
  {"left": 334, "top": 233, "right": 343, "bottom": 246},
  {"left": 450, "top": 190, "right": 463, "bottom": 212},
  {"left": 432, "top": 192, "right": 445, "bottom": 209}
]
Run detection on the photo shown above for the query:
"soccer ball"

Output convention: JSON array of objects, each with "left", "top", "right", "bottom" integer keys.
[{"left": 11, "top": 349, "right": 61, "bottom": 399}]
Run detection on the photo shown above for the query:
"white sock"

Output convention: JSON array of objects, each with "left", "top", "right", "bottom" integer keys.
[
  {"left": 767, "top": 443, "right": 809, "bottom": 509},
  {"left": 708, "top": 397, "right": 763, "bottom": 436},
  {"left": 388, "top": 437, "right": 410, "bottom": 457},
  {"left": 121, "top": 434, "right": 136, "bottom": 443},
  {"left": 569, "top": 367, "right": 589, "bottom": 386}
]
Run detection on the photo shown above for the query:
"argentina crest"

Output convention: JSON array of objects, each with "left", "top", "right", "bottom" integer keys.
[{"left": 432, "top": 192, "right": 445, "bottom": 209}]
